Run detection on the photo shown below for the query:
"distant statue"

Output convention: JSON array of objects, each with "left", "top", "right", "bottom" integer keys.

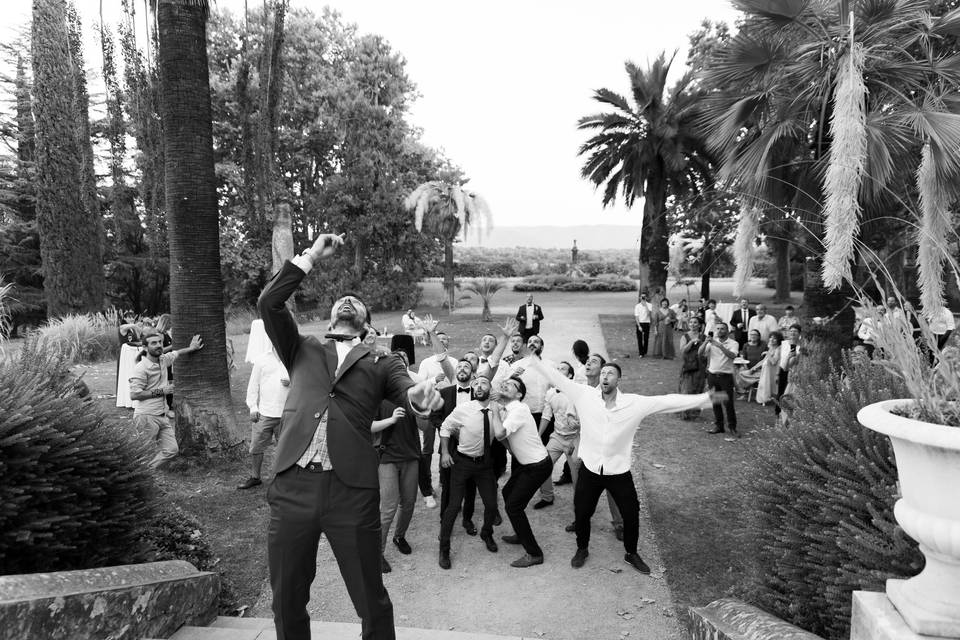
[{"left": 571, "top": 239, "right": 579, "bottom": 265}]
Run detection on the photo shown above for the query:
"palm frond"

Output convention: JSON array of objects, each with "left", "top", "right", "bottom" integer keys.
[
  {"left": 733, "top": 0, "right": 814, "bottom": 25},
  {"left": 591, "top": 88, "right": 633, "bottom": 115},
  {"left": 732, "top": 201, "right": 762, "bottom": 297},
  {"left": 822, "top": 43, "right": 868, "bottom": 290},
  {"left": 916, "top": 143, "right": 951, "bottom": 314}
]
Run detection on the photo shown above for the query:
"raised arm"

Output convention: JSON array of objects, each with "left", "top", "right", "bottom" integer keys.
[
  {"left": 526, "top": 355, "right": 584, "bottom": 402},
  {"left": 483, "top": 317, "right": 519, "bottom": 379}
]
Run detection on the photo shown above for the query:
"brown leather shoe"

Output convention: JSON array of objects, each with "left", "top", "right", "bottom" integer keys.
[{"left": 510, "top": 554, "right": 544, "bottom": 568}]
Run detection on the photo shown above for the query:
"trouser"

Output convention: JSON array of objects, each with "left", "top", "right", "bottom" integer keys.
[
  {"left": 378, "top": 460, "right": 419, "bottom": 551},
  {"left": 268, "top": 467, "right": 394, "bottom": 640},
  {"left": 439, "top": 454, "right": 498, "bottom": 551},
  {"left": 538, "top": 414, "right": 552, "bottom": 445},
  {"left": 707, "top": 372, "right": 737, "bottom": 431},
  {"left": 539, "top": 433, "right": 579, "bottom": 502},
  {"left": 636, "top": 323, "right": 650, "bottom": 356},
  {"left": 573, "top": 463, "right": 641, "bottom": 555},
  {"left": 417, "top": 417, "right": 435, "bottom": 497},
  {"left": 439, "top": 463, "right": 476, "bottom": 523},
  {"left": 133, "top": 413, "right": 178, "bottom": 469},
  {"left": 775, "top": 370, "right": 789, "bottom": 415},
  {"left": 502, "top": 456, "right": 553, "bottom": 557}
]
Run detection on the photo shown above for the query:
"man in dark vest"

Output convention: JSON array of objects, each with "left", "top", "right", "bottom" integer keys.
[{"left": 259, "top": 232, "right": 443, "bottom": 640}]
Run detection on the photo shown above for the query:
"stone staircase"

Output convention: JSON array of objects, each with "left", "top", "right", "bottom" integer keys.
[{"left": 151, "top": 617, "right": 525, "bottom": 640}]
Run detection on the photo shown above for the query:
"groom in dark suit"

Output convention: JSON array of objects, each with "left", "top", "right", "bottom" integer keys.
[
  {"left": 515, "top": 294, "right": 544, "bottom": 344},
  {"left": 259, "top": 232, "right": 443, "bottom": 640}
]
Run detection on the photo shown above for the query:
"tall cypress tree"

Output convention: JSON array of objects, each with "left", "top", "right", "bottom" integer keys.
[{"left": 31, "top": 0, "right": 105, "bottom": 315}]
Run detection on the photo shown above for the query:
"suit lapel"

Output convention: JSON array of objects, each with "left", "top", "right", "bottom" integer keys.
[
  {"left": 323, "top": 341, "right": 337, "bottom": 380},
  {"left": 333, "top": 344, "right": 370, "bottom": 385}
]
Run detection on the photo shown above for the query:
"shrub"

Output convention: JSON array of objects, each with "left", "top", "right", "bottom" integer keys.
[
  {"left": 225, "top": 305, "right": 258, "bottom": 336},
  {"left": 34, "top": 311, "right": 120, "bottom": 364},
  {"left": 739, "top": 350, "right": 921, "bottom": 639},
  {"left": 512, "top": 282, "right": 551, "bottom": 292},
  {"left": 0, "top": 339, "right": 159, "bottom": 575}
]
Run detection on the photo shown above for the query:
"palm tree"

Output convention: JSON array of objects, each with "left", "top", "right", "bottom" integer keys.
[
  {"left": 578, "top": 53, "right": 713, "bottom": 294},
  {"left": 157, "top": 0, "right": 242, "bottom": 451},
  {"left": 700, "top": 0, "right": 960, "bottom": 314},
  {"left": 405, "top": 181, "right": 492, "bottom": 310},
  {"left": 460, "top": 278, "right": 507, "bottom": 322}
]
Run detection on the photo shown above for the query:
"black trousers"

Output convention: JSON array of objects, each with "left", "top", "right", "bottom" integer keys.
[
  {"left": 439, "top": 454, "right": 498, "bottom": 551},
  {"left": 439, "top": 464, "right": 476, "bottom": 523},
  {"left": 636, "top": 323, "right": 650, "bottom": 356},
  {"left": 268, "top": 467, "right": 394, "bottom": 640},
  {"left": 502, "top": 456, "right": 553, "bottom": 557},
  {"left": 775, "top": 369, "right": 789, "bottom": 415},
  {"left": 573, "top": 463, "right": 641, "bottom": 555},
  {"left": 707, "top": 371, "right": 737, "bottom": 431},
  {"left": 520, "top": 327, "right": 538, "bottom": 343}
]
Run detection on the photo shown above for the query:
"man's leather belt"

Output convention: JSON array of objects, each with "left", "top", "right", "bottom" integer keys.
[
  {"left": 302, "top": 462, "right": 328, "bottom": 473},
  {"left": 456, "top": 451, "right": 486, "bottom": 463}
]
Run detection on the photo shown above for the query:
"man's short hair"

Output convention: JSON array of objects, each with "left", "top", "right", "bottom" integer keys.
[
  {"left": 481, "top": 333, "right": 497, "bottom": 342},
  {"left": 559, "top": 361, "right": 575, "bottom": 378},
  {"left": 141, "top": 328, "right": 162, "bottom": 343},
  {"left": 589, "top": 353, "right": 607, "bottom": 366},
  {"left": 457, "top": 358, "right": 474, "bottom": 371},
  {"left": 785, "top": 305, "right": 794, "bottom": 311},
  {"left": 790, "top": 323, "right": 803, "bottom": 333},
  {"left": 602, "top": 362, "right": 622, "bottom": 377},
  {"left": 508, "top": 375, "right": 526, "bottom": 400},
  {"left": 528, "top": 335, "right": 544, "bottom": 347}
]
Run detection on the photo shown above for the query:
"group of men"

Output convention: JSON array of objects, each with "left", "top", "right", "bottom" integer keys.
[{"left": 246, "top": 233, "right": 727, "bottom": 640}]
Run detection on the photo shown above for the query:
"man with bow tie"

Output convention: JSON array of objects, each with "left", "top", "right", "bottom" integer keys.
[{"left": 259, "top": 232, "right": 443, "bottom": 640}]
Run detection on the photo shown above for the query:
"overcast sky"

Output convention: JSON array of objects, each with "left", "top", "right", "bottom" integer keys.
[{"left": 9, "top": 1, "right": 742, "bottom": 229}]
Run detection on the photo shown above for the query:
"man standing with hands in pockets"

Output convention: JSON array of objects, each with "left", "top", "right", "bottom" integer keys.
[{"left": 258, "top": 232, "right": 444, "bottom": 640}]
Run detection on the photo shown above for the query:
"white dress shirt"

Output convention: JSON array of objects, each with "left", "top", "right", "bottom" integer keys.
[
  {"left": 542, "top": 388, "right": 579, "bottom": 437},
  {"left": 747, "top": 314, "right": 780, "bottom": 342},
  {"left": 440, "top": 400, "right": 496, "bottom": 457},
  {"left": 498, "top": 355, "right": 553, "bottom": 414},
  {"left": 929, "top": 307, "right": 956, "bottom": 335},
  {"left": 531, "top": 363, "right": 709, "bottom": 475},
  {"left": 245, "top": 350, "right": 290, "bottom": 418},
  {"left": 634, "top": 301, "right": 652, "bottom": 324},
  {"left": 499, "top": 400, "right": 548, "bottom": 464},
  {"left": 703, "top": 338, "right": 738, "bottom": 374},
  {"left": 417, "top": 353, "right": 458, "bottom": 385},
  {"left": 525, "top": 304, "right": 535, "bottom": 329}
]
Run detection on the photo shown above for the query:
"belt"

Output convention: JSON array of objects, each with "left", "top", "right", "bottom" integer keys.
[
  {"left": 300, "top": 462, "right": 330, "bottom": 473},
  {"left": 455, "top": 451, "right": 487, "bottom": 463}
]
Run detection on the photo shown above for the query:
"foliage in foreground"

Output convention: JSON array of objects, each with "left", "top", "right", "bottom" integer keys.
[
  {"left": 740, "top": 347, "right": 922, "bottom": 639},
  {"left": 0, "top": 340, "right": 158, "bottom": 574},
  {"left": 34, "top": 310, "right": 120, "bottom": 364}
]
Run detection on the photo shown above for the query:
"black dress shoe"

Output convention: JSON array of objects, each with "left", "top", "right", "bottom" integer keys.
[
  {"left": 236, "top": 477, "right": 262, "bottom": 490},
  {"left": 438, "top": 550, "right": 451, "bottom": 570},
  {"left": 493, "top": 512, "right": 503, "bottom": 526},
  {"left": 707, "top": 427, "right": 725, "bottom": 434},
  {"left": 480, "top": 534, "right": 498, "bottom": 553},
  {"left": 624, "top": 552, "right": 651, "bottom": 574},
  {"left": 532, "top": 499, "right": 554, "bottom": 510},
  {"left": 729, "top": 427, "right": 740, "bottom": 437},
  {"left": 510, "top": 553, "right": 544, "bottom": 568},
  {"left": 381, "top": 555, "right": 392, "bottom": 574},
  {"left": 571, "top": 548, "right": 589, "bottom": 568},
  {"left": 501, "top": 534, "right": 521, "bottom": 545},
  {"left": 393, "top": 536, "right": 412, "bottom": 555},
  {"left": 463, "top": 520, "right": 478, "bottom": 536},
  {"left": 564, "top": 522, "right": 576, "bottom": 533}
]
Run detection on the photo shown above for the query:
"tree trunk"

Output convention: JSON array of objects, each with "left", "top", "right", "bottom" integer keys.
[
  {"left": 31, "top": 0, "right": 105, "bottom": 316},
  {"left": 698, "top": 236, "right": 713, "bottom": 300},
  {"left": 444, "top": 240, "right": 455, "bottom": 311},
  {"left": 157, "top": 0, "right": 242, "bottom": 454},
  {"left": 771, "top": 236, "right": 791, "bottom": 303},
  {"left": 641, "top": 168, "right": 669, "bottom": 294}
]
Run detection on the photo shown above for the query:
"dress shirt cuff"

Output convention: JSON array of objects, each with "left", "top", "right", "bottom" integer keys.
[{"left": 291, "top": 253, "right": 314, "bottom": 274}]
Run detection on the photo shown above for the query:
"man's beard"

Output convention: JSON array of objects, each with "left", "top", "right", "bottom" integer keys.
[
  {"left": 473, "top": 388, "right": 489, "bottom": 401},
  {"left": 456, "top": 371, "right": 471, "bottom": 383},
  {"left": 335, "top": 309, "right": 364, "bottom": 332}
]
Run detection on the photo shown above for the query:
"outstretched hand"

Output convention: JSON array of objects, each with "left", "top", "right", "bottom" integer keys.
[
  {"left": 306, "top": 233, "right": 345, "bottom": 262},
  {"left": 408, "top": 379, "right": 444, "bottom": 412},
  {"left": 499, "top": 317, "right": 519, "bottom": 338},
  {"left": 417, "top": 314, "right": 439, "bottom": 334}
]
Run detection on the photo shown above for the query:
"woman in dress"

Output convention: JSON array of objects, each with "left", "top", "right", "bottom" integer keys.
[
  {"left": 673, "top": 299, "right": 690, "bottom": 334},
  {"left": 756, "top": 331, "right": 783, "bottom": 405},
  {"left": 651, "top": 298, "right": 677, "bottom": 359},
  {"left": 678, "top": 316, "right": 706, "bottom": 420},
  {"left": 735, "top": 329, "right": 765, "bottom": 396},
  {"left": 116, "top": 312, "right": 143, "bottom": 408}
]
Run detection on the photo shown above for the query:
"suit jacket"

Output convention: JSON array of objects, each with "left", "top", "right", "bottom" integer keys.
[
  {"left": 516, "top": 303, "right": 544, "bottom": 335},
  {"left": 432, "top": 384, "right": 507, "bottom": 477},
  {"left": 258, "top": 261, "right": 414, "bottom": 488},
  {"left": 730, "top": 308, "right": 755, "bottom": 343}
]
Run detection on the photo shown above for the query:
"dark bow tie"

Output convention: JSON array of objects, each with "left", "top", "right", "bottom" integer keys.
[
  {"left": 457, "top": 387, "right": 471, "bottom": 394},
  {"left": 325, "top": 333, "right": 359, "bottom": 342}
]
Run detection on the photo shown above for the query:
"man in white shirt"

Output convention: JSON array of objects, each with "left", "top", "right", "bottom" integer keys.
[
  {"left": 497, "top": 335, "right": 553, "bottom": 428},
  {"left": 928, "top": 305, "right": 956, "bottom": 350},
  {"left": 698, "top": 322, "right": 739, "bottom": 436},
  {"left": 129, "top": 329, "right": 204, "bottom": 469},
  {"left": 533, "top": 362, "right": 580, "bottom": 510},
  {"left": 492, "top": 376, "right": 553, "bottom": 568},
  {"left": 528, "top": 357, "right": 723, "bottom": 573},
  {"left": 417, "top": 331, "right": 458, "bottom": 386},
  {"left": 633, "top": 292, "right": 652, "bottom": 357},
  {"left": 778, "top": 305, "right": 797, "bottom": 331},
  {"left": 747, "top": 304, "right": 779, "bottom": 342},
  {"left": 238, "top": 344, "right": 291, "bottom": 489},
  {"left": 477, "top": 332, "right": 498, "bottom": 371}
]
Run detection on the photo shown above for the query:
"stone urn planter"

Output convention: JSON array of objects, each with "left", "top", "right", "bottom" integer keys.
[{"left": 857, "top": 399, "right": 960, "bottom": 638}]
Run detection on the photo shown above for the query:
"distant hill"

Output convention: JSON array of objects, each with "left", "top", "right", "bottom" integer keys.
[{"left": 462, "top": 225, "right": 642, "bottom": 250}]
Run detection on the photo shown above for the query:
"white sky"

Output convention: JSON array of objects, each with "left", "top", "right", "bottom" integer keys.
[{"left": 7, "top": 0, "right": 742, "bottom": 228}]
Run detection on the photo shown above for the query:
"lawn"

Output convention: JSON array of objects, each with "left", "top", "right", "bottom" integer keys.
[{"left": 598, "top": 313, "right": 780, "bottom": 626}]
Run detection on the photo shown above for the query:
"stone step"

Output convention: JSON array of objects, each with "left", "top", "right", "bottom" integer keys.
[{"left": 159, "top": 617, "right": 525, "bottom": 640}]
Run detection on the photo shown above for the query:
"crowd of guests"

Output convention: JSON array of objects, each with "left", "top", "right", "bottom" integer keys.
[{"left": 636, "top": 296, "right": 803, "bottom": 432}]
